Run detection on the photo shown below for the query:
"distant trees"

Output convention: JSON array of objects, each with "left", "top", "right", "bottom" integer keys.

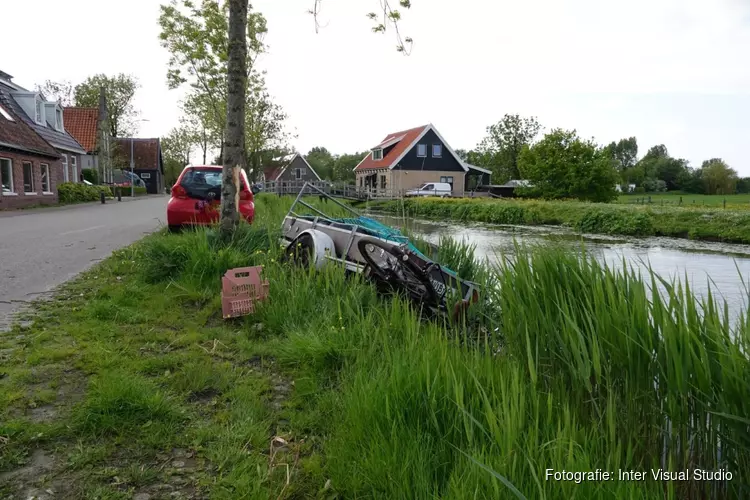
[
  {"left": 75, "top": 74, "right": 141, "bottom": 137},
  {"left": 303, "top": 147, "right": 364, "bottom": 182},
  {"left": 474, "top": 114, "right": 542, "bottom": 183},
  {"left": 701, "top": 158, "right": 738, "bottom": 195},
  {"left": 518, "top": 129, "right": 619, "bottom": 202}
]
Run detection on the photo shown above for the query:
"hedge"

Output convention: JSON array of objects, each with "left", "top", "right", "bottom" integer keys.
[{"left": 58, "top": 183, "right": 112, "bottom": 204}]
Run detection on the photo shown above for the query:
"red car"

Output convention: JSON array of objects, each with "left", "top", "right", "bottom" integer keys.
[{"left": 167, "top": 165, "right": 255, "bottom": 231}]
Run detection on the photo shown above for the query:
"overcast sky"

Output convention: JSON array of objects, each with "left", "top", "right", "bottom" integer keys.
[{"left": 3, "top": 0, "right": 749, "bottom": 172}]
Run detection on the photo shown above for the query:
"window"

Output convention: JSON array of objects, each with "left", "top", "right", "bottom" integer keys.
[
  {"left": 416, "top": 144, "right": 427, "bottom": 157},
  {"left": 372, "top": 149, "right": 383, "bottom": 161},
  {"left": 440, "top": 176, "right": 454, "bottom": 185},
  {"left": 432, "top": 144, "right": 442, "bottom": 157},
  {"left": 35, "top": 100, "right": 42, "bottom": 123},
  {"left": 295, "top": 168, "right": 306, "bottom": 180},
  {"left": 71, "top": 155, "right": 77, "bottom": 182},
  {"left": 55, "top": 108, "right": 63, "bottom": 130},
  {"left": 380, "top": 175, "right": 386, "bottom": 189},
  {"left": 23, "top": 162, "right": 34, "bottom": 193},
  {"left": 41, "top": 163, "right": 50, "bottom": 192},
  {"left": 359, "top": 176, "right": 363, "bottom": 187},
  {"left": 1, "top": 158, "right": 14, "bottom": 193},
  {"left": 423, "top": 184, "right": 434, "bottom": 191},
  {"left": 61, "top": 154, "right": 69, "bottom": 182},
  {"left": 0, "top": 104, "right": 13, "bottom": 121}
]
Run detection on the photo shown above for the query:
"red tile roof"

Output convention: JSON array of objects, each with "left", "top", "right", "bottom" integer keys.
[
  {"left": 354, "top": 125, "right": 428, "bottom": 172},
  {"left": 63, "top": 107, "right": 98, "bottom": 152},
  {"left": 0, "top": 99, "right": 59, "bottom": 158}
]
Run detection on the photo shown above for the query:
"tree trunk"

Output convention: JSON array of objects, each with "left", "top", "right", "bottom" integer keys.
[
  {"left": 201, "top": 128, "right": 207, "bottom": 164},
  {"left": 219, "top": 0, "right": 248, "bottom": 239}
]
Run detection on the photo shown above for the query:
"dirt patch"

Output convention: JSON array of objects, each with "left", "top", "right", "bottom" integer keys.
[
  {"left": 27, "top": 405, "right": 57, "bottom": 423},
  {"left": 0, "top": 449, "right": 55, "bottom": 487}
]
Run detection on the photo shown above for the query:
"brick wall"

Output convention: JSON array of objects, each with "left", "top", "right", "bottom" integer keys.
[{"left": 0, "top": 150, "right": 63, "bottom": 209}]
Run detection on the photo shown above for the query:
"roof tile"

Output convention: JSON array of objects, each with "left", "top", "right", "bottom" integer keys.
[
  {"left": 354, "top": 125, "right": 428, "bottom": 172},
  {"left": 63, "top": 108, "right": 98, "bottom": 152}
]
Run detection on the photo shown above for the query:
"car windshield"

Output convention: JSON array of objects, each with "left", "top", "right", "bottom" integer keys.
[{"left": 180, "top": 168, "right": 223, "bottom": 200}]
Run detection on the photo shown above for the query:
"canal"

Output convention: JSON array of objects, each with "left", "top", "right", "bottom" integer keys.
[{"left": 375, "top": 214, "right": 750, "bottom": 321}]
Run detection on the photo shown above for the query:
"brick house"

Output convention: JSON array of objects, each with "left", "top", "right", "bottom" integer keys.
[
  {"left": 0, "top": 95, "right": 63, "bottom": 209},
  {"left": 0, "top": 71, "right": 87, "bottom": 184},
  {"left": 354, "top": 123, "right": 490, "bottom": 197},
  {"left": 114, "top": 138, "right": 165, "bottom": 194}
]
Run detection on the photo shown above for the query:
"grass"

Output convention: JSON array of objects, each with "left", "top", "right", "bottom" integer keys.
[
  {"left": 618, "top": 192, "right": 750, "bottom": 208},
  {"left": 365, "top": 196, "right": 750, "bottom": 243},
  {"left": 0, "top": 193, "right": 748, "bottom": 498}
]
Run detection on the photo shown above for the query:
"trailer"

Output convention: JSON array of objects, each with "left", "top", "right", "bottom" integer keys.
[{"left": 280, "top": 183, "right": 480, "bottom": 318}]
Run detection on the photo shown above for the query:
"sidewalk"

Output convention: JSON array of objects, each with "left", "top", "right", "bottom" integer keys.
[{"left": 0, "top": 194, "right": 167, "bottom": 218}]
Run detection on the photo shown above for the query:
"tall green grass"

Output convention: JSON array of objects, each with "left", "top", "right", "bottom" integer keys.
[{"left": 131, "top": 193, "right": 749, "bottom": 498}]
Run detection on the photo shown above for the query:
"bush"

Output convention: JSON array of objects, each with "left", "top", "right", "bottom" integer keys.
[
  {"left": 81, "top": 168, "right": 99, "bottom": 184},
  {"left": 58, "top": 182, "right": 112, "bottom": 204}
]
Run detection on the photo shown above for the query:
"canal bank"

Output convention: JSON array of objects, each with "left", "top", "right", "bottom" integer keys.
[{"left": 364, "top": 197, "right": 750, "bottom": 244}]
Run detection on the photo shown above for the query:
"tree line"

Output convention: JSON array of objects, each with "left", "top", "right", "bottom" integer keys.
[{"left": 456, "top": 114, "right": 744, "bottom": 202}]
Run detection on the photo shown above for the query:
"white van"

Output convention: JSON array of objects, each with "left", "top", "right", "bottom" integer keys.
[{"left": 405, "top": 182, "right": 452, "bottom": 198}]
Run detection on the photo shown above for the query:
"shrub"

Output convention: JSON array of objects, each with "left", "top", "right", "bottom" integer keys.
[
  {"left": 81, "top": 168, "right": 99, "bottom": 184},
  {"left": 58, "top": 182, "right": 112, "bottom": 204},
  {"left": 575, "top": 207, "right": 654, "bottom": 236}
]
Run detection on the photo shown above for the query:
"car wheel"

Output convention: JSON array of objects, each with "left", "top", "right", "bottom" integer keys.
[{"left": 168, "top": 224, "right": 182, "bottom": 233}]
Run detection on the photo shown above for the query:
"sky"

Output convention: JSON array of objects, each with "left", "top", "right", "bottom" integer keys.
[{"left": 3, "top": 0, "right": 750, "bottom": 172}]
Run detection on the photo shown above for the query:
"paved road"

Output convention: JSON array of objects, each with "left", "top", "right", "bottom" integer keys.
[{"left": 0, "top": 196, "right": 168, "bottom": 330}]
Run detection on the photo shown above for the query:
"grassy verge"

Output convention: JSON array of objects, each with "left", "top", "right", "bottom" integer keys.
[
  {"left": 1, "top": 194, "right": 749, "bottom": 498},
  {"left": 365, "top": 197, "right": 750, "bottom": 243}
]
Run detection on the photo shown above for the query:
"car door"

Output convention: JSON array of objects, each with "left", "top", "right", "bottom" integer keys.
[{"left": 422, "top": 184, "right": 434, "bottom": 196}]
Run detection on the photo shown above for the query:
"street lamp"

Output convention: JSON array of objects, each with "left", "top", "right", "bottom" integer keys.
[{"left": 130, "top": 119, "right": 150, "bottom": 197}]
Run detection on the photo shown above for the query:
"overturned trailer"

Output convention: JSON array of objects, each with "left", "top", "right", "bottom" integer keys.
[{"left": 280, "top": 183, "right": 480, "bottom": 318}]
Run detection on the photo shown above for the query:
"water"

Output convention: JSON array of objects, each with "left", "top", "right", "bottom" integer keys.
[{"left": 373, "top": 214, "right": 750, "bottom": 320}]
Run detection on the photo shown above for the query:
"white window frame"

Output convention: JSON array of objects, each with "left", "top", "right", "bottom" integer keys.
[
  {"left": 432, "top": 144, "right": 442, "bottom": 158},
  {"left": 372, "top": 149, "right": 383, "bottom": 161},
  {"left": 70, "top": 155, "right": 78, "bottom": 182},
  {"left": 22, "top": 161, "right": 35, "bottom": 193},
  {"left": 0, "top": 104, "right": 14, "bottom": 121},
  {"left": 295, "top": 167, "right": 306, "bottom": 180},
  {"left": 61, "top": 154, "right": 69, "bottom": 182},
  {"left": 416, "top": 144, "right": 427, "bottom": 157},
  {"left": 41, "top": 163, "right": 51, "bottom": 193},
  {"left": 1, "top": 157, "right": 16, "bottom": 195}
]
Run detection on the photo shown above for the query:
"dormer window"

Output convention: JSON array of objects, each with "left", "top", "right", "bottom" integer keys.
[
  {"left": 372, "top": 149, "right": 383, "bottom": 161},
  {"left": 55, "top": 108, "right": 63, "bottom": 131}
]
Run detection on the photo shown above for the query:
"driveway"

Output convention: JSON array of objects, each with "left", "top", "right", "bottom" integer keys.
[{"left": 0, "top": 196, "right": 168, "bottom": 330}]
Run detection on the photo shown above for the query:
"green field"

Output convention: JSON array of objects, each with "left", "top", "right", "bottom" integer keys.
[
  {"left": 1, "top": 194, "right": 748, "bottom": 498},
  {"left": 618, "top": 192, "right": 750, "bottom": 209}
]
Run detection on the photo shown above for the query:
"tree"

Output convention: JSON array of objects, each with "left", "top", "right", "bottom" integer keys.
[
  {"left": 306, "top": 146, "right": 335, "bottom": 180},
  {"left": 634, "top": 144, "right": 688, "bottom": 191},
  {"left": 518, "top": 129, "right": 619, "bottom": 202},
  {"left": 332, "top": 152, "right": 366, "bottom": 182},
  {"left": 181, "top": 94, "right": 221, "bottom": 164},
  {"left": 737, "top": 177, "right": 750, "bottom": 194},
  {"left": 158, "top": 0, "right": 267, "bottom": 156},
  {"left": 219, "top": 0, "right": 249, "bottom": 238},
  {"left": 310, "top": 0, "right": 414, "bottom": 54},
  {"left": 162, "top": 125, "right": 198, "bottom": 186},
  {"left": 74, "top": 74, "right": 140, "bottom": 137},
  {"left": 603, "top": 137, "right": 638, "bottom": 173},
  {"left": 245, "top": 74, "right": 292, "bottom": 181},
  {"left": 476, "top": 114, "right": 542, "bottom": 183},
  {"left": 701, "top": 158, "right": 738, "bottom": 195},
  {"left": 34, "top": 80, "right": 74, "bottom": 106}
]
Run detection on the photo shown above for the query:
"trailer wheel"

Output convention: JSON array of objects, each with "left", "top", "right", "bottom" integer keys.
[{"left": 282, "top": 230, "right": 336, "bottom": 270}]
